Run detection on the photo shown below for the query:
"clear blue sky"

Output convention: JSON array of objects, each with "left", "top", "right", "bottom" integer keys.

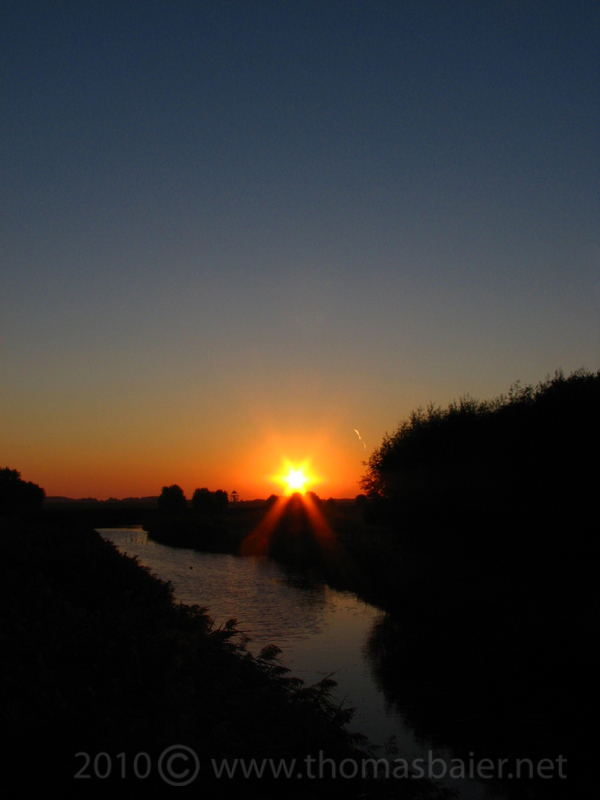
[{"left": 1, "top": 0, "right": 598, "bottom": 499}]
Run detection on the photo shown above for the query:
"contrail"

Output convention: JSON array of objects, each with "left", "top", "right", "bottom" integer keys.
[{"left": 354, "top": 429, "right": 367, "bottom": 451}]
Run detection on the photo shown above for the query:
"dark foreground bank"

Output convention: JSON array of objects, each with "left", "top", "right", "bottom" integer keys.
[
  {"left": 145, "top": 495, "right": 587, "bottom": 800},
  {"left": 0, "top": 515, "right": 454, "bottom": 799}
]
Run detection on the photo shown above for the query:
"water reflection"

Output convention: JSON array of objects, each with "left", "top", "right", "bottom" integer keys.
[
  {"left": 98, "top": 527, "right": 516, "bottom": 800},
  {"left": 364, "top": 602, "right": 570, "bottom": 800},
  {"left": 98, "top": 527, "right": 328, "bottom": 646},
  {"left": 97, "top": 528, "right": 413, "bottom": 746}
]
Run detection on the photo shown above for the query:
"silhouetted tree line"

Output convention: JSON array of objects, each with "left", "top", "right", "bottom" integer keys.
[
  {"left": 361, "top": 368, "right": 599, "bottom": 519},
  {"left": 157, "top": 484, "right": 229, "bottom": 516},
  {"left": 0, "top": 468, "right": 45, "bottom": 516},
  {"left": 45, "top": 496, "right": 159, "bottom": 506},
  {"left": 192, "top": 487, "right": 228, "bottom": 514}
]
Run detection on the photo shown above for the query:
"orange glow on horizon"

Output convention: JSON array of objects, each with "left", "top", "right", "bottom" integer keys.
[
  {"left": 229, "top": 426, "right": 363, "bottom": 501},
  {"left": 20, "top": 422, "right": 363, "bottom": 501}
]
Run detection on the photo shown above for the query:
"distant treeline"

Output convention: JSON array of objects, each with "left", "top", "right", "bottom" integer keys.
[
  {"left": 361, "top": 367, "right": 599, "bottom": 522},
  {"left": 45, "top": 495, "right": 160, "bottom": 505},
  {"left": 157, "top": 485, "right": 230, "bottom": 515}
]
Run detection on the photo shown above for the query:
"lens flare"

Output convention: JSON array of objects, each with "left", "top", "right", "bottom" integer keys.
[
  {"left": 284, "top": 468, "right": 308, "bottom": 493},
  {"left": 273, "top": 460, "right": 315, "bottom": 495}
]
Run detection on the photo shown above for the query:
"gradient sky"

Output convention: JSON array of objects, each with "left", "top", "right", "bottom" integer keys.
[{"left": 2, "top": 1, "right": 598, "bottom": 500}]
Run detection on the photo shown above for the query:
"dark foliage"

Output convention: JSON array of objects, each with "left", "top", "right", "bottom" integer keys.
[
  {"left": 0, "top": 518, "right": 376, "bottom": 797},
  {"left": 361, "top": 368, "right": 599, "bottom": 523},
  {"left": 350, "top": 368, "right": 599, "bottom": 798},
  {"left": 0, "top": 467, "right": 45, "bottom": 516},
  {"left": 192, "top": 487, "right": 229, "bottom": 515},
  {"left": 157, "top": 483, "right": 187, "bottom": 515}
]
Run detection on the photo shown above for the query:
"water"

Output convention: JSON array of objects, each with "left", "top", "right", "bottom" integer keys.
[{"left": 97, "top": 527, "right": 511, "bottom": 799}]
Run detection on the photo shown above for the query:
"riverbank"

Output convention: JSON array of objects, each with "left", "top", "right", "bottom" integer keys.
[
  {"left": 0, "top": 514, "right": 455, "bottom": 798},
  {"left": 145, "top": 497, "right": 586, "bottom": 800}
]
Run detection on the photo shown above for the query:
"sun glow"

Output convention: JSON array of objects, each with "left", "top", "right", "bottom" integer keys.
[
  {"left": 274, "top": 460, "right": 315, "bottom": 495},
  {"left": 284, "top": 468, "right": 309, "bottom": 493}
]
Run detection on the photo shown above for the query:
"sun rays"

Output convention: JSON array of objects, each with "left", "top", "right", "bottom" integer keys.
[{"left": 240, "top": 491, "right": 339, "bottom": 563}]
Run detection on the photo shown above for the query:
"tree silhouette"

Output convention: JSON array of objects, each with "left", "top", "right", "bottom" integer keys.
[
  {"left": 361, "top": 368, "right": 600, "bottom": 515},
  {"left": 192, "top": 487, "right": 212, "bottom": 514},
  {"left": 157, "top": 484, "right": 187, "bottom": 515},
  {"left": 213, "top": 489, "right": 229, "bottom": 513},
  {"left": 192, "top": 488, "right": 229, "bottom": 515},
  {"left": 0, "top": 468, "right": 45, "bottom": 516}
]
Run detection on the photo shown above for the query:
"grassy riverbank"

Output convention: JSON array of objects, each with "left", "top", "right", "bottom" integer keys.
[{"left": 0, "top": 513, "right": 454, "bottom": 798}]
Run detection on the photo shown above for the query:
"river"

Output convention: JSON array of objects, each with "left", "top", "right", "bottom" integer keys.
[{"left": 98, "top": 526, "right": 511, "bottom": 800}]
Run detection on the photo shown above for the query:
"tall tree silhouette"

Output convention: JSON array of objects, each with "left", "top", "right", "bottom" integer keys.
[{"left": 157, "top": 484, "right": 187, "bottom": 515}]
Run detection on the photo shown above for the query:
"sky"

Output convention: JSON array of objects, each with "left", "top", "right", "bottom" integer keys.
[{"left": 1, "top": 0, "right": 598, "bottom": 500}]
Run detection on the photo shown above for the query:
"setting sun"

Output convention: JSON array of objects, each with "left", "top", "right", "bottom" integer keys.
[
  {"left": 274, "top": 460, "right": 316, "bottom": 496},
  {"left": 284, "top": 468, "right": 309, "bottom": 493}
]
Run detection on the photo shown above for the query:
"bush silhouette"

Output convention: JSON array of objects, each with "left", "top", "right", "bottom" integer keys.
[
  {"left": 361, "top": 368, "right": 599, "bottom": 518},
  {"left": 157, "top": 484, "right": 187, "bottom": 515},
  {"left": 192, "top": 487, "right": 229, "bottom": 514},
  {"left": 0, "top": 468, "right": 45, "bottom": 516}
]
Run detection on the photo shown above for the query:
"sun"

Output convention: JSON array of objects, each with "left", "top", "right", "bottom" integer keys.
[
  {"left": 284, "top": 468, "right": 309, "bottom": 494},
  {"left": 274, "top": 460, "right": 314, "bottom": 495}
]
